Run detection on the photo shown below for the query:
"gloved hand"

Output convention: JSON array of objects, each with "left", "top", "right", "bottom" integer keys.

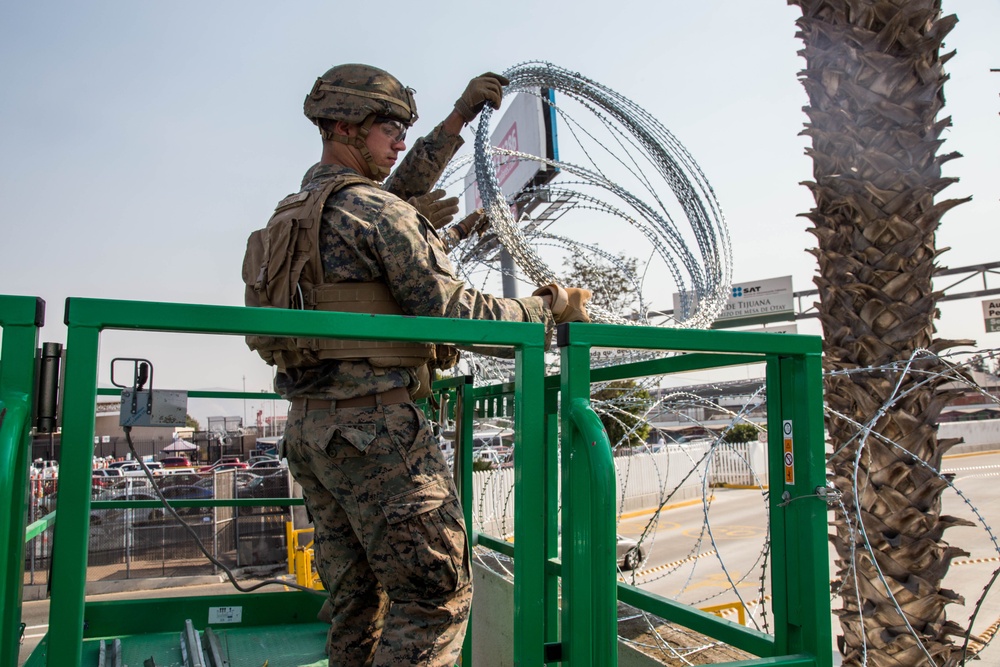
[
  {"left": 532, "top": 284, "right": 593, "bottom": 324},
  {"left": 454, "top": 72, "right": 511, "bottom": 123},
  {"left": 453, "top": 208, "right": 490, "bottom": 240},
  {"left": 409, "top": 189, "right": 461, "bottom": 229},
  {"left": 432, "top": 344, "right": 460, "bottom": 371}
]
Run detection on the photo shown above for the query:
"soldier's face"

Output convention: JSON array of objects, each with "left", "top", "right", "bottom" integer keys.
[{"left": 364, "top": 120, "right": 407, "bottom": 170}]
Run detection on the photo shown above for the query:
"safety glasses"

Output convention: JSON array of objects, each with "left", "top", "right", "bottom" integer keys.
[{"left": 373, "top": 117, "right": 407, "bottom": 143}]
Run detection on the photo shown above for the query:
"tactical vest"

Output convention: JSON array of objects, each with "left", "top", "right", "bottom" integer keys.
[{"left": 242, "top": 172, "right": 434, "bottom": 373}]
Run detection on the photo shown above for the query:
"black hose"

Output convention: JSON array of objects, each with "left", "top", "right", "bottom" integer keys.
[{"left": 122, "top": 427, "right": 325, "bottom": 597}]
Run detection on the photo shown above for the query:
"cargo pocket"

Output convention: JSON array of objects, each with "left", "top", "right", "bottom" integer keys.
[
  {"left": 387, "top": 403, "right": 422, "bottom": 452},
  {"left": 379, "top": 479, "right": 469, "bottom": 599},
  {"left": 324, "top": 423, "right": 377, "bottom": 455}
]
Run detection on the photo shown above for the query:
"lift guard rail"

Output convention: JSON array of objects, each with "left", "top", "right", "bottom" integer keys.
[
  {"left": 1, "top": 295, "right": 44, "bottom": 667},
  {"left": 1, "top": 294, "right": 831, "bottom": 667},
  {"left": 558, "top": 321, "right": 830, "bottom": 665}
]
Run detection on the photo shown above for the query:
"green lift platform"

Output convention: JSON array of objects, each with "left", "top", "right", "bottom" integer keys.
[{"left": 2, "top": 294, "right": 831, "bottom": 666}]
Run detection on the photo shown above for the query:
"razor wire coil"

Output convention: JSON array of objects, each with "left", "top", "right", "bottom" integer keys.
[{"left": 441, "top": 61, "right": 732, "bottom": 332}]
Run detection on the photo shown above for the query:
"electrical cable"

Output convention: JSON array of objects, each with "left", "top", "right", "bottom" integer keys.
[{"left": 122, "top": 426, "right": 325, "bottom": 597}]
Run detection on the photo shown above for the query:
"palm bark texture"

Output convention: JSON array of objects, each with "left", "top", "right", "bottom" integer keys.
[{"left": 788, "top": 1, "right": 973, "bottom": 665}]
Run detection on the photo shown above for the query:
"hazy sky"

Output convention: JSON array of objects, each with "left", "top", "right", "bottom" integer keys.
[{"left": 2, "top": 1, "right": 998, "bottom": 427}]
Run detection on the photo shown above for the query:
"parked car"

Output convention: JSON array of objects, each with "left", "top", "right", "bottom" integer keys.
[
  {"left": 108, "top": 476, "right": 153, "bottom": 492},
  {"left": 616, "top": 535, "right": 645, "bottom": 571},
  {"left": 160, "top": 456, "right": 193, "bottom": 469},
  {"left": 31, "top": 459, "right": 59, "bottom": 478},
  {"left": 237, "top": 473, "right": 290, "bottom": 513},
  {"left": 194, "top": 470, "right": 255, "bottom": 493},
  {"left": 92, "top": 468, "right": 124, "bottom": 488},
  {"left": 249, "top": 458, "right": 285, "bottom": 472},
  {"left": 107, "top": 461, "right": 165, "bottom": 476},
  {"left": 90, "top": 491, "right": 165, "bottom": 525},
  {"left": 556, "top": 530, "right": 645, "bottom": 571},
  {"left": 247, "top": 455, "right": 278, "bottom": 467},
  {"left": 158, "top": 472, "right": 202, "bottom": 487},
  {"left": 198, "top": 460, "right": 248, "bottom": 473},
  {"left": 238, "top": 473, "right": 290, "bottom": 499},
  {"left": 160, "top": 485, "right": 213, "bottom": 500},
  {"left": 159, "top": 485, "right": 214, "bottom": 517},
  {"left": 122, "top": 461, "right": 165, "bottom": 477}
]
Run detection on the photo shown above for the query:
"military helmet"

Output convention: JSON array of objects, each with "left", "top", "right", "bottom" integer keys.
[{"left": 304, "top": 64, "right": 418, "bottom": 128}]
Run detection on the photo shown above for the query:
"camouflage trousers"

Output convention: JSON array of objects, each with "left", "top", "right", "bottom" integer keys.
[{"left": 285, "top": 397, "right": 472, "bottom": 667}]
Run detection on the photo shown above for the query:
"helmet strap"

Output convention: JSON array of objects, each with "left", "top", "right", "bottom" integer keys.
[
  {"left": 322, "top": 116, "right": 390, "bottom": 181},
  {"left": 354, "top": 116, "right": 390, "bottom": 181}
]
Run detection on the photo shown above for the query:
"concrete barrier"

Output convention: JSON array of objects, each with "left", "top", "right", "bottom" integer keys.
[{"left": 940, "top": 419, "right": 1000, "bottom": 454}]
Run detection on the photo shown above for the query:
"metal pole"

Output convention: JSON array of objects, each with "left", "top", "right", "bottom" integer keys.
[{"left": 500, "top": 251, "right": 519, "bottom": 298}]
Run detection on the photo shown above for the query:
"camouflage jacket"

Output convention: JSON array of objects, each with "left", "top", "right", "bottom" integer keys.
[{"left": 275, "top": 164, "right": 554, "bottom": 399}]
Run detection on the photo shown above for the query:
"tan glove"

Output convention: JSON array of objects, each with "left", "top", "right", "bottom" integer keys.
[
  {"left": 440, "top": 209, "right": 490, "bottom": 252},
  {"left": 409, "top": 189, "right": 461, "bottom": 229},
  {"left": 532, "top": 284, "right": 593, "bottom": 324},
  {"left": 454, "top": 209, "right": 490, "bottom": 239},
  {"left": 432, "top": 344, "right": 460, "bottom": 371},
  {"left": 437, "top": 209, "right": 488, "bottom": 252},
  {"left": 454, "top": 72, "right": 511, "bottom": 123}
]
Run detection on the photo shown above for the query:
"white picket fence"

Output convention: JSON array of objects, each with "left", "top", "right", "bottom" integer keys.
[{"left": 471, "top": 441, "right": 768, "bottom": 538}]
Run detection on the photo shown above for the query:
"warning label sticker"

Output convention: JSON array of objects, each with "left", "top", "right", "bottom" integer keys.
[
  {"left": 208, "top": 606, "right": 243, "bottom": 624},
  {"left": 782, "top": 420, "right": 794, "bottom": 485}
]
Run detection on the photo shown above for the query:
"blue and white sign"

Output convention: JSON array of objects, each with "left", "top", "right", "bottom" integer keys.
[{"left": 673, "top": 275, "right": 794, "bottom": 325}]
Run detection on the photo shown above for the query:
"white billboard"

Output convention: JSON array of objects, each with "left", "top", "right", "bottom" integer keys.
[
  {"left": 464, "top": 91, "right": 554, "bottom": 214},
  {"left": 673, "top": 275, "right": 794, "bottom": 325}
]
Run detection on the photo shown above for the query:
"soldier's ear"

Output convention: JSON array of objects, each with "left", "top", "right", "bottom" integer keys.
[{"left": 334, "top": 120, "right": 356, "bottom": 138}]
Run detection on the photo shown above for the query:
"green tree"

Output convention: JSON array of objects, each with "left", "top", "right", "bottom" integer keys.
[
  {"left": 185, "top": 414, "right": 200, "bottom": 430},
  {"left": 592, "top": 380, "right": 651, "bottom": 448},
  {"left": 563, "top": 253, "right": 651, "bottom": 446},
  {"left": 561, "top": 252, "right": 640, "bottom": 316},
  {"left": 721, "top": 422, "right": 758, "bottom": 444}
]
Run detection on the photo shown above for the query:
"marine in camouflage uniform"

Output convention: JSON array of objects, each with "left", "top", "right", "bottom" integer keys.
[
  {"left": 300, "top": 105, "right": 487, "bottom": 252},
  {"left": 277, "top": 64, "right": 558, "bottom": 667}
]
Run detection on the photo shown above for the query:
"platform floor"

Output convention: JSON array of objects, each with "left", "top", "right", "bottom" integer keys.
[{"left": 26, "top": 622, "right": 330, "bottom": 667}]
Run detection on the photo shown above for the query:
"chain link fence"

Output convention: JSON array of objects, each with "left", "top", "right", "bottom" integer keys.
[{"left": 24, "top": 468, "right": 292, "bottom": 587}]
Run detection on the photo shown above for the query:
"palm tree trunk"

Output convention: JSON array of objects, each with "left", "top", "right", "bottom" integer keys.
[{"left": 788, "top": 1, "right": 972, "bottom": 664}]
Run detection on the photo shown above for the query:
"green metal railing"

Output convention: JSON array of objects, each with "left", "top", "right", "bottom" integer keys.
[
  {"left": 0, "top": 295, "right": 44, "bottom": 667},
  {"left": 8, "top": 294, "right": 832, "bottom": 667},
  {"left": 558, "top": 322, "right": 831, "bottom": 666},
  {"left": 45, "top": 297, "right": 547, "bottom": 667}
]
